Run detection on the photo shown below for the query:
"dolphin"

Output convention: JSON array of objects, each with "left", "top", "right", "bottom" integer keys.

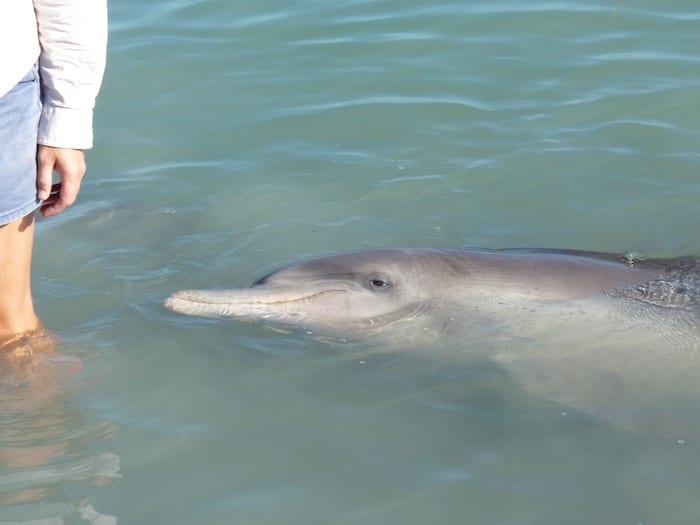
[{"left": 164, "top": 247, "right": 700, "bottom": 435}]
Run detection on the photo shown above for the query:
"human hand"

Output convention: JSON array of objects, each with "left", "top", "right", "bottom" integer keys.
[{"left": 36, "top": 146, "right": 87, "bottom": 218}]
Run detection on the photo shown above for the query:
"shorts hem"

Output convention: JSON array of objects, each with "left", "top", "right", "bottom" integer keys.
[{"left": 0, "top": 199, "right": 41, "bottom": 226}]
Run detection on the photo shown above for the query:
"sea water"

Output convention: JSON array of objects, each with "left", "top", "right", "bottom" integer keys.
[{"left": 2, "top": 0, "right": 700, "bottom": 523}]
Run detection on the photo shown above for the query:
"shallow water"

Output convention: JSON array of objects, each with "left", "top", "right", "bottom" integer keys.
[{"left": 3, "top": 0, "right": 700, "bottom": 523}]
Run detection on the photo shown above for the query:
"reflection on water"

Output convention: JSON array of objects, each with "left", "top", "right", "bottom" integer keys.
[{"left": 0, "top": 347, "right": 120, "bottom": 524}]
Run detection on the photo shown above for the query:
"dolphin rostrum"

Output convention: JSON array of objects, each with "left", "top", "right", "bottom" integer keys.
[{"left": 164, "top": 247, "right": 700, "bottom": 435}]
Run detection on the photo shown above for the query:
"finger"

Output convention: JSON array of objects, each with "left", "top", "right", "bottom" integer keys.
[
  {"left": 41, "top": 178, "right": 83, "bottom": 217},
  {"left": 40, "top": 200, "right": 65, "bottom": 218},
  {"left": 36, "top": 149, "right": 55, "bottom": 201},
  {"left": 40, "top": 189, "right": 73, "bottom": 218},
  {"left": 58, "top": 174, "right": 82, "bottom": 209},
  {"left": 38, "top": 184, "right": 62, "bottom": 207}
]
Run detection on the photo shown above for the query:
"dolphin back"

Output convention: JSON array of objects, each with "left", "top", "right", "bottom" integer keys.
[{"left": 493, "top": 248, "right": 699, "bottom": 309}]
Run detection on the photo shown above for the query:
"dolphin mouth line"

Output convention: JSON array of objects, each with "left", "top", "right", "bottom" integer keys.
[{"left": 242, "top": 288, "right": 348, "bottom": 305}]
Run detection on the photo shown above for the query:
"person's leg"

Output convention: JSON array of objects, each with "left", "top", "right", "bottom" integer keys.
[
  {"left": 0, "top": 64, "right": 43, "bottom": 352},
  {"left": 0, "top": 213, "right": 41, "bottom": 346}
]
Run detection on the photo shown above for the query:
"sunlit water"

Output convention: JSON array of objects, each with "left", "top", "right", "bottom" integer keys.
[{"left": 2, "top": 0, "right": 700, "bottom": 523}]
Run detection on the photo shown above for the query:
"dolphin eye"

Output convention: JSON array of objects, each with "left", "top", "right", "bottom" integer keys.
[{"left": 368, "top": 278, "right": 391, "bottom": 291}]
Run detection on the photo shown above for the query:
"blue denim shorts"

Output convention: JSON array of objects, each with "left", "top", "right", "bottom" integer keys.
[{"left": 0, "top": 65, "right": 42, "bottom": 226}]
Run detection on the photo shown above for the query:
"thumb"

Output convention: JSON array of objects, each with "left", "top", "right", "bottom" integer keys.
[{"left": 36, "top": 146, "right": 55, "bottom": 201}]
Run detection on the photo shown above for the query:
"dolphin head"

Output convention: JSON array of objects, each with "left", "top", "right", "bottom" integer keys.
[{"left": 164, "top": 248, "right": 445, "bottom": 338}]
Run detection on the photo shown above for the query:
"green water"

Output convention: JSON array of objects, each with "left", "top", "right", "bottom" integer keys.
[{"left": 2, "top": 0, "right": 700, "bottom": 523}]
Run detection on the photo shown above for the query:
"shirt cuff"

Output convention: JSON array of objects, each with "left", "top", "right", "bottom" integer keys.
[{"left": 38, "top": 105, "right": 94, "bottom": 150}]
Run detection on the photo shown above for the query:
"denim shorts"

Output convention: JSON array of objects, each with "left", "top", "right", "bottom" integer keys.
[{"left": 0, "top": 65, "right": 42, "bottom": 226}]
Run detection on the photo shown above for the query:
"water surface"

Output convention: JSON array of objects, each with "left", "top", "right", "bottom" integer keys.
[{"left": 2, "top": 0, "right": 700, "bottom": 523}]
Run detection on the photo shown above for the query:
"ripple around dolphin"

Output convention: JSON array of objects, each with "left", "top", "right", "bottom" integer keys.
[{"left": 271, "top": 95, "right": 496, "bottom": 120}]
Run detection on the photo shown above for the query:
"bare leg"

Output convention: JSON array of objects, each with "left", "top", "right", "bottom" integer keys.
[{"left": 0, "top": 213, "right": 42, "bottom": 350}]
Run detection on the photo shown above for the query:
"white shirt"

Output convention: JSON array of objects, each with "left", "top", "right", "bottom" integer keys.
[{"left": 0, "top": 0, "right": 108, "bottom": 149}]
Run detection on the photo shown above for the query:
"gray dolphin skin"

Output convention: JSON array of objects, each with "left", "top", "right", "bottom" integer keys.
[{"left": 165, "top": 247, "right": 700, "bottom": 435}]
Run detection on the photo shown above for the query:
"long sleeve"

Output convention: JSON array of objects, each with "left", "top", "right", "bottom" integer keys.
[{"left": 33, "top": 0, "right": 108, "bottom": 149}]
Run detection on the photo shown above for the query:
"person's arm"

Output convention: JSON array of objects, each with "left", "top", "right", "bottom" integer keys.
[{"left": 33, "top": 0, "right": 108, "bottom": 217}]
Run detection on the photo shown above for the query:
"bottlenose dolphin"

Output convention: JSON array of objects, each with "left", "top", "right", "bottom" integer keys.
[{"left": 164, "top": 248, "right": 700, "bottom": 435}]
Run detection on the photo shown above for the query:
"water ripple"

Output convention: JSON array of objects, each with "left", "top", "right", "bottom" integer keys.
[{"left": 276, "top": 95, "right": 495, "bottom": 119}]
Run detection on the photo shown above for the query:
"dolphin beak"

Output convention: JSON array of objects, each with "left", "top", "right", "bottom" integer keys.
[
  {"left": 164, "top": 289, "right": 284, "bottom": 318},
  {"left": 164, "top": 289, "right": 242, "bottom": 317},
  {"left": 163, "top": 287, "right": 344, "bottom": 318}
]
